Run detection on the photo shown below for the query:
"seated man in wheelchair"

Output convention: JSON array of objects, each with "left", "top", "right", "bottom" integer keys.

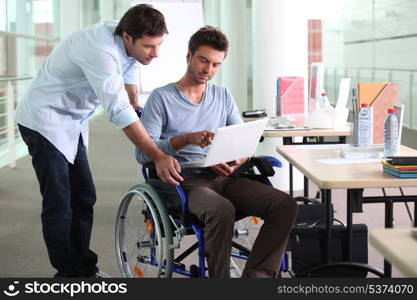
[{"left": 136, "top": 26, "right": 298, "bottom": 278}]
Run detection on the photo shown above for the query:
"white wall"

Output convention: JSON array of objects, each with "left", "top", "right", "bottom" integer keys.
[
  {"left": 60, "top": 0, "right": 81, "bottom": 39},
  {"left": 133, "top": 0, "right": 204, "bottom": 97}
]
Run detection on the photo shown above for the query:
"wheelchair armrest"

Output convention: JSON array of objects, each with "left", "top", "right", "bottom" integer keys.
[
  {"left": 142, "top": 162, "right": 155, "bottom": 169},
  {"left": 143, "top": 155, "right": 282, "bottom": 179},
  {"left": 238, "top": 156, "right": 282, "bottom": 177},
  {"left": 142, "top": 163, "right": 157, "bottom": 179}
]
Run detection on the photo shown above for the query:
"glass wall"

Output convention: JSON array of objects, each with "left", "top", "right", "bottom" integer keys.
[
  {"left": 0, "top": 0, "right": 61, "bottom": 167},
  {"left": 320, "top": 0, "right": 417, "bottom": 129},
  {"left": 202, "top": 0, "right": 417, "bottom": 129},
  {"left": 0, "top": 0, "right": 130, "bottom": 168}
]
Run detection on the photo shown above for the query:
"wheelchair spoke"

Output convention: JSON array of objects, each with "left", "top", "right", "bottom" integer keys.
[
  {"left": 231, "top": 216, "right": 263, "bottom": 276},
  {"left": 116, "top": 190, "right": 169, "bottom": 278}
]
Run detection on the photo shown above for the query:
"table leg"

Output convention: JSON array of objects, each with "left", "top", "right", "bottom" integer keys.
[
  {"left": 347, "top": 190, "right": 353, "bottom": 262},
  {"left": 414, "top": 199, "right": 417, "bottom": 227},
  {"left": 289, "top": 163, "right": 293, "bottom": 198},
  {"left": 283, "top": 137, "right": 292, "bottom": 145},
  {"left": 322, "top": 189, "right": 332, "bottom": 264},
  {"left": 384, "top": 195, "right": 394, "bottom": 277},
  {"left": 303, "top": 176, "right": 309, "bottom": 198}
]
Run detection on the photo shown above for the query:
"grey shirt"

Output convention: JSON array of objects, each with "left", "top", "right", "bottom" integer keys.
[{"left": 136, "top": 82, "right": 242, "bottom": 165}]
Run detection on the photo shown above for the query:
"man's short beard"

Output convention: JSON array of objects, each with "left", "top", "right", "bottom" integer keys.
[
  {"left": 188, "top": 67, "right": 209, "bottom": 84},
  {"left": 139, "top": 58, "right": 151, "bottom": 65}
]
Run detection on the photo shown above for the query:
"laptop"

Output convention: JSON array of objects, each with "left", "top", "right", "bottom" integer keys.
[{"left": 180, "top": 118, "right": 268, "bottom": 168}]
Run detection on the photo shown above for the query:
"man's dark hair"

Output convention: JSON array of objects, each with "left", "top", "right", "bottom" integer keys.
[
  {"left": 115, "top": 4, "right": 168, "bottom": 41},
  {"left": 188, "top": 26, "right": 229, "bottom": 56}
]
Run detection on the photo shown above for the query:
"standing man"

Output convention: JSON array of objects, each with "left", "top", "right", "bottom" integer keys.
[
  {"left": 136, "top": 26, "right": 298, "bottom": 278},
  {"left": 15, "top": 4, "right": 183, "bottom": 278}
]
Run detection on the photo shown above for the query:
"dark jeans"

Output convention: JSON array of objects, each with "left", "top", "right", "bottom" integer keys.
[{"left": 19, "top": 124, "right": 98, "bottom": 277}]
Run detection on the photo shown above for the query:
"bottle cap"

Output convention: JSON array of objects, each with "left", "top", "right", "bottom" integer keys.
[
  {"left": 361, "top": 103, "right": 369, "bottom": 108},
  {"left": 388, "top": 108, "right": 395, "bottom": 113}
]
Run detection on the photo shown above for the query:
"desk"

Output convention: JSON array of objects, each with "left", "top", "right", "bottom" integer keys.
[
  {"left": 246, "top": 115, "right": 351, "bottom": 144},
  {"left": 369, "top": 228, "right": 417, "bottom": 277},
  {"left": 267, "top": 124, "right": 351, "bottom": 197},
  {"left": 245, "top": 116, "right": 351, "bottom": 195},
  {"left": 264, "top": 126, "right": 350, "bottom": 139},
  {"left": 276, "top": 144, "right": 417, "bottom": 277}
]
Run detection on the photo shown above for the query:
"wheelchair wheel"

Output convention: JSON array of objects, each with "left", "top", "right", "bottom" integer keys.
[{"left": 115, "top": 183, "right": 174, "bottom": 278}]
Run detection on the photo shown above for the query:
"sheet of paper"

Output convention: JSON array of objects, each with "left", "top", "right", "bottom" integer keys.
[
  {"left": 295, "top": 144, "right": 353, "bottom": 150},
  {"left": 265, "top": 127, "right": 310, "bottom": 131},
  {"left": 335, "top": 78, "right": 351, "bottom": 110},
  {"left": 317, "top": 157, "right": 381, "bottom": 165}
]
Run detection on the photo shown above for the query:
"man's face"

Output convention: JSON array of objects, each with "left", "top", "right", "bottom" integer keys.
[
  {"left": 122, "top": 32, "right": 163, "bottom": 65},
  {"left": 186, "top": 45, "right": 226, "bottom": 84}
]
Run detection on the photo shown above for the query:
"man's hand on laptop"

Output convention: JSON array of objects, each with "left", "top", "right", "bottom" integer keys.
[
  {"left": 154, "top": 154, "right": 184, "bottom": 185},
  {"left": 186, "top": 131, "right": 214, "bottom": 148},
  {"left": 211, "top": 158, "right": 249, "bottom": 176}
]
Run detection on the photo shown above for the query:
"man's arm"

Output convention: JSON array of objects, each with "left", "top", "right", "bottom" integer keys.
[
  {"left": 170, "top": 131, "right": 214, "bottom": 151},
  {"left": 124, "top": 84, "right": 142, "bottom": 110},
  {"left": 123, "top": 120, "right": 183, "bottom": 185},
  {"left": 210, "top": 158, "right": 249, "bottom": 176},
  {"left": 75, "top": 50, "right": 182, "bottom": 185}
]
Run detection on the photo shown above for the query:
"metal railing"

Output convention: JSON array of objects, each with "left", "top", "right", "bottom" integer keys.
[
  {"left": 0, "top": 76, "right": 32, "bottom": 168},
  {"left": 0, "top": 30, "right": 60, "bottom": 42},
  {"left": 324, "top": 67, "right": 416, "bottom": 129}
]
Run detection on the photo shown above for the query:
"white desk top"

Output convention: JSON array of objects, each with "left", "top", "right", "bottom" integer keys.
[
  {"left": 263, "top": 125, "right": 351, "bottom": 138},
  {"left": 369, "top": 228, "right": 417, "bottom": 277},
  {"left": 276, "top": 144, "right": 417, "bottom": 189},
  {"left": 244, "top": 115, "right": 351, "bottom": 138}
]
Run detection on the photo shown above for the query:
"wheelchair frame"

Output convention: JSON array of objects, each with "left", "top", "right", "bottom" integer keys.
[{"left": 115, "top": 156, "right": 287, "bottom": 278}]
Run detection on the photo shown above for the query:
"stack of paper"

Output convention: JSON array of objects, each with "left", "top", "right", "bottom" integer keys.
[
  {"left": 340, "top": 145, "right": 383, "bottom": 159},
  {"left": 382, "top": 160, "right": 417, "bottom": 178}
]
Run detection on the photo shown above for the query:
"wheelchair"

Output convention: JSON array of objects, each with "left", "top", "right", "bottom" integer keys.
[{"left": 115, "top": 156, "right": 287, "bottom": 278}]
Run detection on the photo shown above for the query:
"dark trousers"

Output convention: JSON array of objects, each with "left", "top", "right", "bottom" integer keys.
[
  {"left": 181, "top": 173, "right": 298, "bottom": 278},
  {"left": 19, "top": 125, "right": 98, "bottom": 277}
]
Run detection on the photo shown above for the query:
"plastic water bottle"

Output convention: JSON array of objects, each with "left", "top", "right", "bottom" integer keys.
[
  {"left": 384, "top": 108, "right": 399, "bottom": 157},
  {"left": 318, "top": 92, "right": 329, "bottom": 109},
  {"left": 357, "top": 103, "right": 373, "bottom": 148}
]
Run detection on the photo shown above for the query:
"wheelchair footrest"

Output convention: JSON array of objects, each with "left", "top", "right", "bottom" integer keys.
[
  {"left": 172, "top": 261, "right": 186, "bottom": 271},
  {"left": 190, "top": 264, "right": 200, "bottom": 278}
]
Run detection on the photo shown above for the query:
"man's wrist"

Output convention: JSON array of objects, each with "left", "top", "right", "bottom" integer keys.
[{"left": 150, "top": 148, "right": 166, "bottom": 162}]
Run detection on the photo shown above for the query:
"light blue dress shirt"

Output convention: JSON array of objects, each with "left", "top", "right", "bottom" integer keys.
[{"left": 15, "top": 21, "right": 139, "bottom": 164}]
